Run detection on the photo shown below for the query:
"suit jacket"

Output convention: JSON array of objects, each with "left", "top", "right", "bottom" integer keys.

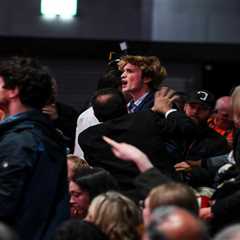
[
  {"left": 132, "top": 91, "right": 154, "bottom": 112},
  {"left": 78, "top": 110, "right": 196, "bottom": 192}
]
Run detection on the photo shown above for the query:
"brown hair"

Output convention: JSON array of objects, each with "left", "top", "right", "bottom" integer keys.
[{"left": 148, "top": 182, "right": 199, "bottom": 215}]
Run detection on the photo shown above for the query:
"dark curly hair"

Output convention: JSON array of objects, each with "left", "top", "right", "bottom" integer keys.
[{"left": 0, "top": 57, "right": 54, "bottom": 110}]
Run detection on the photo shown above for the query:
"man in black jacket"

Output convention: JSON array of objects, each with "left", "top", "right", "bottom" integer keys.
[
  {"left": 175, "top": 90, "right": 230, "bottom": 187},
  {"left": 0, "top": 57, "right": 69, "bottom": 240},
  {"left": 183, "top": 90, "right": 230, "bottom": 160},
  {"left": 78, "top": 87, "right": 196, "bottom": 193}
]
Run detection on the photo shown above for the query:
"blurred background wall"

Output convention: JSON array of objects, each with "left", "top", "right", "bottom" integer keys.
[{"left": 1, "top": 0, "right": 240, "bottom": 110}]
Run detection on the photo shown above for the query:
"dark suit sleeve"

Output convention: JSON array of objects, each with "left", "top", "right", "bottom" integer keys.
[
  {"left": 154, "top": 111, "right": 197, "bottom": 161},
  {"left": 161, "top": 111, "right": 197, "bottom": 140},
  {"left": 134, "top": 167, "right": 172, "bottom": 199}
]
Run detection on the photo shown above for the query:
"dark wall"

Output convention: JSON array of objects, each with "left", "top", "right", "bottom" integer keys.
[
  {"left": 1, "top": 0, "right": 240, "bottom": 109},
  {"left": 1, "top": 0, "right": 142, "bottom": 40},
  {"left": 1, "top": 0, "right": 240, "bottom": 43},
  {"left": 152, "top": 0, "right": 240, "bottom": 43}
]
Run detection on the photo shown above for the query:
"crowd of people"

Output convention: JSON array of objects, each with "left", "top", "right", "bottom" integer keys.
[{"left": 0, "top": 55, "right": 239, "bottom": 240}]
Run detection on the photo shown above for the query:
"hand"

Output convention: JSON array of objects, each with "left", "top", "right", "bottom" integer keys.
[
  {"left": 174, "top": 161, "right": 192, "bottom": 172},
  {"left": 199, "top": 207, "right": 214, "bottom": 221},
  {"left": 103, "top": 136, "right": 153, "bottom": 172},
  {"left": 151, "top": 86, "right": 179, "bottom": 113},
  {"left": 187, "top": 160, "right": 201, "bottom": 167},
  {"left": 42, "top": 103, "right": 58, "bottom": 120}
]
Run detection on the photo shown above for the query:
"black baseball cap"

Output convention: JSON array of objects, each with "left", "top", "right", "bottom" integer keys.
[{"left": 187, "top": 90, "right": 215, "bottom": 109}]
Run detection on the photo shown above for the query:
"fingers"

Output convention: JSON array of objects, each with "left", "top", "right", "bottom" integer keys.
[
  {"left": 157, "top": 86, "right": 176, "bottom": 99},
  {"left": 102, "top": 136, "right": 120, "bottom": 148},
  {"left": 174, "top": 161, "right": 191, "bottom": 171},
  {"left": 103, "top": 136, "right": 131, "bottom": 161},
  {"left": 157, "top": 86, "right": 168, "bottom": 96},
  {"left": 170, "top": 94, "right": 180, "bottom": 103}
]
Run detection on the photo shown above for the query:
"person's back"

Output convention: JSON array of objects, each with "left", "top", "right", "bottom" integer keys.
[
  {"left": 79, "top": 111, "right": 176, "bottom": 192},
  {"left": 0, "top": 57, "right": 69, "bottom": 240},
  {"left": 79, "top": 87, "right": 195, "bottom": 192}
]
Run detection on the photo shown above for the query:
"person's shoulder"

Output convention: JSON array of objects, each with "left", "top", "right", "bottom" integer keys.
[
  {"left": 79, "top": 122, "right": 104, "bottom": 139},
  {"left": 0, "top": 126, "right": 38, "bottom": 155},
  {"left": 78, "top": 107, "right": 95, "bottom": 120},
  {"left": 77, "top": 107, "right": 99, "bottom": 126}
]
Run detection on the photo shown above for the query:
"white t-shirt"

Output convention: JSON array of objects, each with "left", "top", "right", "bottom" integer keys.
[{"left": 73, "top": 107, "right": 99, "bottom": 159}]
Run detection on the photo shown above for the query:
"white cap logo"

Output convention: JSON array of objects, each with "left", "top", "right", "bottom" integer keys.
[{"left": 197, "top": 91, "right": 208, "bottom": 101}]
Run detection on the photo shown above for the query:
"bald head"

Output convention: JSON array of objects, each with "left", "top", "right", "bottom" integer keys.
[
  {"left": 214, "top": 96, "right": 233, "bottom": 130},
  {"left": 215, "top": 96, "right": 232, "bottom": 112},
  {"left": 147, "top": 206, "right": 209, "bottom": 240}
]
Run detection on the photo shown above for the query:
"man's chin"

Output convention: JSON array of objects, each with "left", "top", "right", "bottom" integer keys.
[{"left": 121, "top": 87, "right": 129, "bottom": 93}]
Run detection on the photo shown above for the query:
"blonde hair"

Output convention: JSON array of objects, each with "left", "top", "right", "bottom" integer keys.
[
  {"left": 67, "top": 154, "right": 89, "bottom": 171},
  {"left": 87, "top": 191, "right": 141, "bottom": 240},
  {"left": 118, "top": 55, "right": 167, "bottom": 89}
]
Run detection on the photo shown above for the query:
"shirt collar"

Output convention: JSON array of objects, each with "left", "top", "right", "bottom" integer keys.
[{"left": 128, "top": 91, "right": 150, "bottom": 107}]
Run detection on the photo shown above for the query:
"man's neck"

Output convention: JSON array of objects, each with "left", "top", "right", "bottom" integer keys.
[
  {"left": 5, "top": 100, "right": 31, "bottom": 117},
  {"left": 131, "top": 88, "right": 150, "bottom": 102}
]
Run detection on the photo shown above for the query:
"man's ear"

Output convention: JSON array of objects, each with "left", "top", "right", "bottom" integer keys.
[{"left": 7, "top": 87, "right": 19, "bottom": 99}]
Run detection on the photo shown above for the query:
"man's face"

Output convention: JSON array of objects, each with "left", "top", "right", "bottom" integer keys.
[
  {"left": 184, "top": 102, "right": 211, "bottom": 124},
  {"left": 214, "top": 108, "right": 233, "bottom": 130},
  {"left": 69, "top": 181, "right": 90, "bottom": 219},
  {"left": 121, "top": 63, "right": 145, "bottom": 98}
]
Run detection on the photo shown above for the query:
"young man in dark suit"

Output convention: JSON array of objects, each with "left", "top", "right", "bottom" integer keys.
[{"left": 118, "top": 55, "right": 167, "bottom": 113}]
